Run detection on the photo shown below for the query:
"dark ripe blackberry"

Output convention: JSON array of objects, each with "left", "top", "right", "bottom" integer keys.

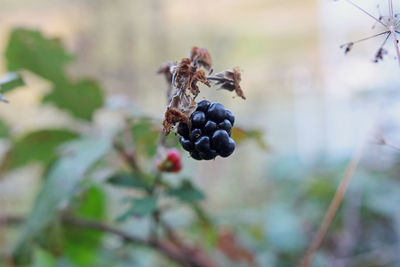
[
  {"left": 177, "top": 123, "right": 189, "bottom": 138},
  {"left": 176, "top": 101, "right": 236, "bottom": 160},
  {"left": 219, "top": 138, "right": 235, "bottom": 157},
  {"left": 218, "top": 119, "right": 232, "bottom": 132},
  {"left": 212, "top": 130, "right": 230, "bottom": 151},
  {"left": 196, "top": 100, "right": 211, "bottom": 112},
  {"left": 225, "top": 110, "right": 235, "bottom": 126},
  {"left": 200, "top": 149, "right": 217, "bottom": 160},
  {"left": 194, "top": 136, "right": 211, "bottom": 153},
  {"left": 204, "top": 121, "right": 217, "bottom": 135},
  {"left": 189, "top": 128, "right": 202, "bottom": 141},
  {"left": 190, "top": 111, "right": 206, "bottom": 128},
  {"left": 207, "top": 103, "right": 226, "bottom": 123},
  {"left": 179, "top": 136, "right": 194, "bottom": 152}
]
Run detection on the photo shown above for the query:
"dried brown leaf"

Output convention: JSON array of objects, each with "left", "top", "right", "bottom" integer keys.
[
  {"left": 210, "top": 68, "right": 246, "bottom": 100},
  {"left": 190, "top": 47, "right": 213, "bottom": 70},
  {"left": 174, "top": 58, "right": 210, "bottom": 97},
  {"left": 157, "top": 61, "right": 176, "bottom": 84},
  {"left": 189, "top": 69, "right": 210, "bottom": 96},
  {"left": 162, "top": 108, "right": 190, "bottom": 135}
]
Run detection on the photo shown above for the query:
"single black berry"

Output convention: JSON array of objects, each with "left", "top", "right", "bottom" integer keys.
[
  {"left": 204, "top": 121, "right": 217, "bottom": 135},
  {"left": 200, "top": 149, "right": 217, "bottom": 160},
  {"left": 194, "top": 136, "right": 211, "bottom": 153},
  {"left": 178, "top": 123, "right": 189, "bottom": 138},
  {"left": 190, "top": 111, "right": 206, "bottom": 128},
  {"left": 179, "top": 136, "right": 194, "bottom": 152},
  {"left": 212, "top": 130, "right": 230, "bottom": 150},
  {"left": 196, "top": 100, "right": 211, "bottom": 112},
  {"left": 190, "top": 150, "right": 202, "bottom": 160},
  {"left": 218, "top": 138, "right": 235, "bottom": 157},
  {"left": 189, "top": 128, "right": 202, "bottom": 141},
  {"left": 218, "top": 119, "right": 232, "bottom": 132},
  {"left": 225, "top": 110, "right": 235, "bottom": 126},
  {"left": 207, "top": 103, "right": 226, "bottom": 123}
]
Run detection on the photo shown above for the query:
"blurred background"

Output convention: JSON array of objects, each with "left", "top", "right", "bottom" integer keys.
[{"left": 1, "top": 0, "right": 400, "bottom": 266}]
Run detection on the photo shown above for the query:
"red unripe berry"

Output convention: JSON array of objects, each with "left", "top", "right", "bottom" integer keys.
[
  {"left": 170, "top": 161, "right": 182, "bottom": 172},
  {"left": 166, "top": 148, "right": 181, "bottom": 165},
  {"left": 156, "top": 148, "right": 182, "bottom": 173}
]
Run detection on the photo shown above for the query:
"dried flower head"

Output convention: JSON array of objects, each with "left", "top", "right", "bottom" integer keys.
[
  {"left": 158, "top": 47, "right": 246, "bottom": 135},
  {"left": 338, "top": 0, "right": 400, "bottom": 65}
]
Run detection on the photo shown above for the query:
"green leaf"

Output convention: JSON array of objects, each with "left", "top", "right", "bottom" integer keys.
[
  {"left": 0, "top": 129, "right": 78, "bottom": 172},
  {"left": 0, "top": 119, "right": 10, "bottom": 138},
  {"left": 32, "top": 247, "right": 56, "bottom": 267},
  {"left": 6, "top": 28, "right": 73, "bottom": 83},
  {"left": 107, "top": 172, "right": 149, "bottom": 190},
  {"left": 131, "top": 119, "right": 159, "bottom": 157},
  {"left": 232, "top": 126, "right": 268, "bottom": 150},
  {"left": 43, "top": 79, "right": 104, "bottom": 121},
  {"left": 65, "top": 185, "right": 106, "bottom": 266},
  {"left": 117, "top": 196, "right": 157, "bottom": 222},
  {"left": 0, "top": 72, "right": 25, "bottom": 93},
  {"left": 13, "top": 137, "right": 111, "bottom": 261},
  {"left": 168, "top": 180, "right": 205, "bottom": 203}
]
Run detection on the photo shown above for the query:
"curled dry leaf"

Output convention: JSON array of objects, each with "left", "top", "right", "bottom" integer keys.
[
  {"left": 157, "top": 61, "right": 176, "bottom": 84},
  {"left": 190, "top": 46, "right": 213, "bottom": 70},
  {"left": 163, "top": 108, "right": 191, "bottom": 135},
  {"left": 157, "top": 61, "right": 177, "bottom": 100},
  {"left": 173, "top": 58, "right": 210, "bottom": 96},
  {"left": 209, "top": 68, "right": 246, "bottom": 100}
]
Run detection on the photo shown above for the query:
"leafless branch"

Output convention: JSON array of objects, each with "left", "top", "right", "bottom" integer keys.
[{"left": 1, "top": 215, "right": 220, "bottom": 267}]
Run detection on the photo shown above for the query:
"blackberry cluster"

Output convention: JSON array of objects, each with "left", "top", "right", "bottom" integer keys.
[{"left": 178, "top": 100, "right": 236, "bottom": 160}]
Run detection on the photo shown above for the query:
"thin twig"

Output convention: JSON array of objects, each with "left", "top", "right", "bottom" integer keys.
[
  {"left": 300, "top": 139, "right": 366, "bottom": 267},
  {"left": 388, "top": 0, "right": 394, "bottom": 20},
  {"left": 344, "top": 0, "right": 388, "bottom": 27},
  {"left": 383, "top": 139, "right": 400, "bottom": 151},
  {"left": 340, "top": 31, "right": 390, "bottom": 47},
  {"left": 332, "top": 190, "right": 362, "bottom": 267},
  {"left": 114, "top": 141, "right": 142, "bottom": 173}
]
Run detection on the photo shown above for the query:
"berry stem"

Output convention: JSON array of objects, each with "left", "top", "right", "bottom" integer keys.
[{"left": 389, "top": 26, "right": 400, "bottom": 66}]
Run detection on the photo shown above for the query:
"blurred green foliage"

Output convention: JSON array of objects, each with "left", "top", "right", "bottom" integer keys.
[{"left": 6, "top": 28, "right": 103, "bottom": 120}]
